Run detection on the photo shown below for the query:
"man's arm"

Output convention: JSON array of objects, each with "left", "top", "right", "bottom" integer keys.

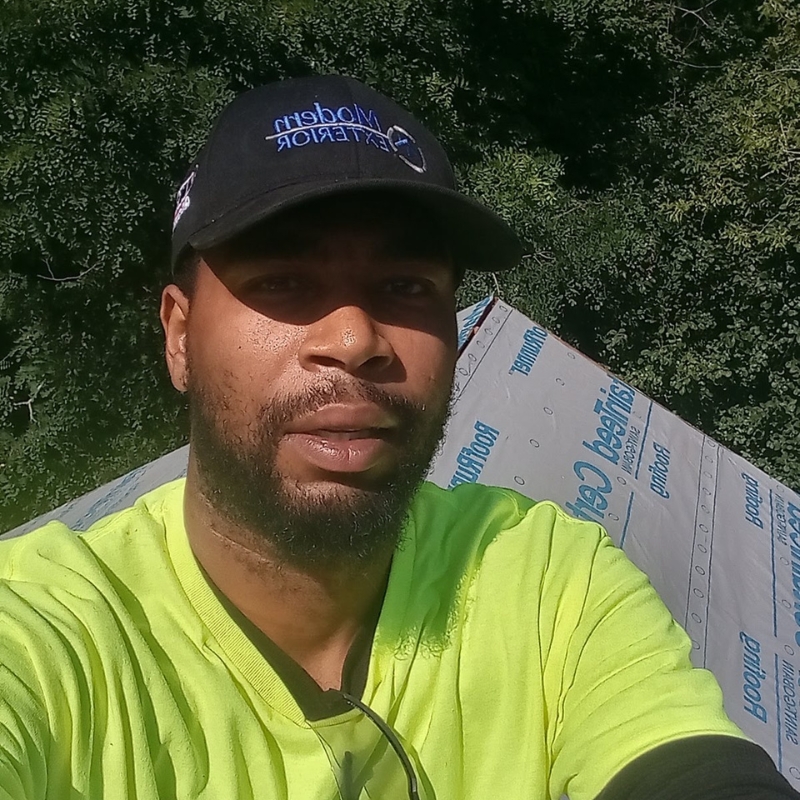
[
  {"left": 536, "top": 509, "right": 782, "bottom": 799},
  {"left": 0, "top": 661, "right": 49, "bottom": 800},
  {"left": 595, "top": 735, "right": 800, "bottom": 800}
]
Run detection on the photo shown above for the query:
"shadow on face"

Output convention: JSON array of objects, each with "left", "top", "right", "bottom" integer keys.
[{"left": 197, "top": 190, "right": 459, "bottom": 333}]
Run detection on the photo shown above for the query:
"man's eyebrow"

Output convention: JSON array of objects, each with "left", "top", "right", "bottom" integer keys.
[
  {"left": 207, "top": 231, "right": 318, "bottom": 277},
  {"left": 376, "top": 229, "right": 451, "bottom": 262},
  {"left": 238, "top": 229, "right": 320, "bottom": 259}
]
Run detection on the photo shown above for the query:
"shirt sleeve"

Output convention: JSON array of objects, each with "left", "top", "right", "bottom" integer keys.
[
  {"left": 594, "top": 735, "right": 800, "bottom": 800},
  {"left": 0, "top": 602, "right": 51, "bottom": 800},
  {"left": 545, "top": 517, "right": 747, "bottom": 800}
]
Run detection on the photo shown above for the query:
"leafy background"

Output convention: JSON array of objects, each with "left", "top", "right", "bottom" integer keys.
[{"left": 1, "top": 0, "right": 798, "bottom": 531}]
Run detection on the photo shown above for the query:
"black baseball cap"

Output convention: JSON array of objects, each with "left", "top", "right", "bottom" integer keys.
[{"left": 171, "top": 75, "right": 522, "bottom": 272}]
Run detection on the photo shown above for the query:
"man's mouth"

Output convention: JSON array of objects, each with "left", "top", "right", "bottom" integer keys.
[
  {"left": 305, "top": 427, "right": 387, "bottom": 440},
  {"left": 282, "top": 404, "right": 399, "bottom": 475},
  {"left": 284, "top": 403, "right": 398, "bottom": 436}
]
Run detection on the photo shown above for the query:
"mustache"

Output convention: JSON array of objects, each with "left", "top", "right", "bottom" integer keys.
[{"left": 257, "top": 378, "right": 430, "bottom": 431}]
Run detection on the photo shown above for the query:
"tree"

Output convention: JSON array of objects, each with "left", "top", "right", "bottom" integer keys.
[
  {"left": 529, "top": 0, "right": 800, "bottom": 482},
  {"left": 1, "top": 0, "right": 797, "bottom": 531}
]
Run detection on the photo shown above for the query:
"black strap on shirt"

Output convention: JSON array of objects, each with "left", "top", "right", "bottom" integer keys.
[{"left": 595, "top": 735, "right": 800, "bottom": 800}]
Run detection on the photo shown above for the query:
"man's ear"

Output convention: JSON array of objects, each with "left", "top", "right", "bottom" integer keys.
[{"left": 160, "top": 284, "right": 190, "bottom": 393}]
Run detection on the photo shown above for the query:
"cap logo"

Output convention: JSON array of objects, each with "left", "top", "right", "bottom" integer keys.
[
  {"left": 386, "top": 125, "right": 426, "bottom": 173},
  {"left": 264, "top": 101, "right": 426, "bottom": 173},
  {"left": 172, "top": 170, "right": 195, "bottom": 230}
]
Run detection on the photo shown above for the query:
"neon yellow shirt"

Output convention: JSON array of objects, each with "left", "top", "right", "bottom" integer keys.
[{"left": 0, "top": 480, "right": 743, "bottom": 800}]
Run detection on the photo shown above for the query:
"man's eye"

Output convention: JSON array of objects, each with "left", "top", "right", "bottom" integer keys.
[
  {"left": 384, "top": 278, "right": 428, "bottom": 296},
  {"left": 251, "top": 276, "right": 302, "bottom": 293}
]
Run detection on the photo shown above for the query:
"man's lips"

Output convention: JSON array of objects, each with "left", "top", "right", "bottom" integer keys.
[
  {"left": 301, "top": 428, "right": 385, "bottom": 440},
  {"left": 283, "top": 403, "right": 398, "bottom": 435},
  {"left": 282, "top": 404, "right": 398, "bottom": 474}
]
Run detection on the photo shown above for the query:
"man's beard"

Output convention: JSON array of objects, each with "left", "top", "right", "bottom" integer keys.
[{"left": 187, "top": 374, "right": 452, "bottom": 570}]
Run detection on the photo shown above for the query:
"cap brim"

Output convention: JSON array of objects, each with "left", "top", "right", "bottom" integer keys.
[{"left": 185, "top": 179, "right": 523, "bottom": 272}]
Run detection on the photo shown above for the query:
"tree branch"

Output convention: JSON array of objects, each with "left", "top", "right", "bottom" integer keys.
[
  {"left": 13, "top": 381, "right": 45, "bottom": 423},
  {"left": 36, "top": 262, "right": 99, "bottom": 283}
]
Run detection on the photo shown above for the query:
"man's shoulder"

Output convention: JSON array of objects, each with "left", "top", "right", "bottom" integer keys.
[
  {"left": 411, "top": 480, "right": 608, "bottom": 563},
  {"left": 415, "top": 480, "right": 602, "bottom": 534},
  {"left": 0, "top": 478, "right": 185, "bottom": 585}
]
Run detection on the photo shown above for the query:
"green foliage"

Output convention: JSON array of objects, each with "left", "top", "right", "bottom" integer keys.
[
  {"left": 1, "top": 0, "right": 798, "bottom": 531},
  {"left": 548, "top": 0, "right": 800, "bottom": 483}
]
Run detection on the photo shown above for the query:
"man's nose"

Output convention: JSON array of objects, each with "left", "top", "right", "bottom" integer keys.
[{"left": 299, "top": 304, "right": 396, "bottom": 376}]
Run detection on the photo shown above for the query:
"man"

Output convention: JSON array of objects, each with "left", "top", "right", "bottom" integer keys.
[{"left": 0, "top": 75, "right": 796, "bottom": 800}]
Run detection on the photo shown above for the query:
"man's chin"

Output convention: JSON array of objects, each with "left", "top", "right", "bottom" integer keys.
[{"left": 236, "top": 472, "right": 418, "bottom": 567}]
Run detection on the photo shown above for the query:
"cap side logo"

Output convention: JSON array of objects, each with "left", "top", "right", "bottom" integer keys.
[
  {"left": 173, "top": 170, "right": 196, "bottom": 230},
  {"left": 264, "top": 101, "right": 426, "bottom": 173},
  {"left": 387, "top": 125, "right": 426, "bottom": 173}
]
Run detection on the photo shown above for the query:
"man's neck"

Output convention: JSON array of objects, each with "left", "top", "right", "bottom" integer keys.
[{"left": 182, "top": 479, "right": 394, "bottom": 691}]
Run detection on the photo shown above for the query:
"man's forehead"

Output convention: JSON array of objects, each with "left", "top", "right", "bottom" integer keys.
[{"left": 212, "top": 192, "right": 450, "bottom": 261}]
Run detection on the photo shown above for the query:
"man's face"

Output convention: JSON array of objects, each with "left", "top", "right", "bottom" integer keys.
[{"left": 163, "top": 193, "right": 458, "bottom": 567}]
